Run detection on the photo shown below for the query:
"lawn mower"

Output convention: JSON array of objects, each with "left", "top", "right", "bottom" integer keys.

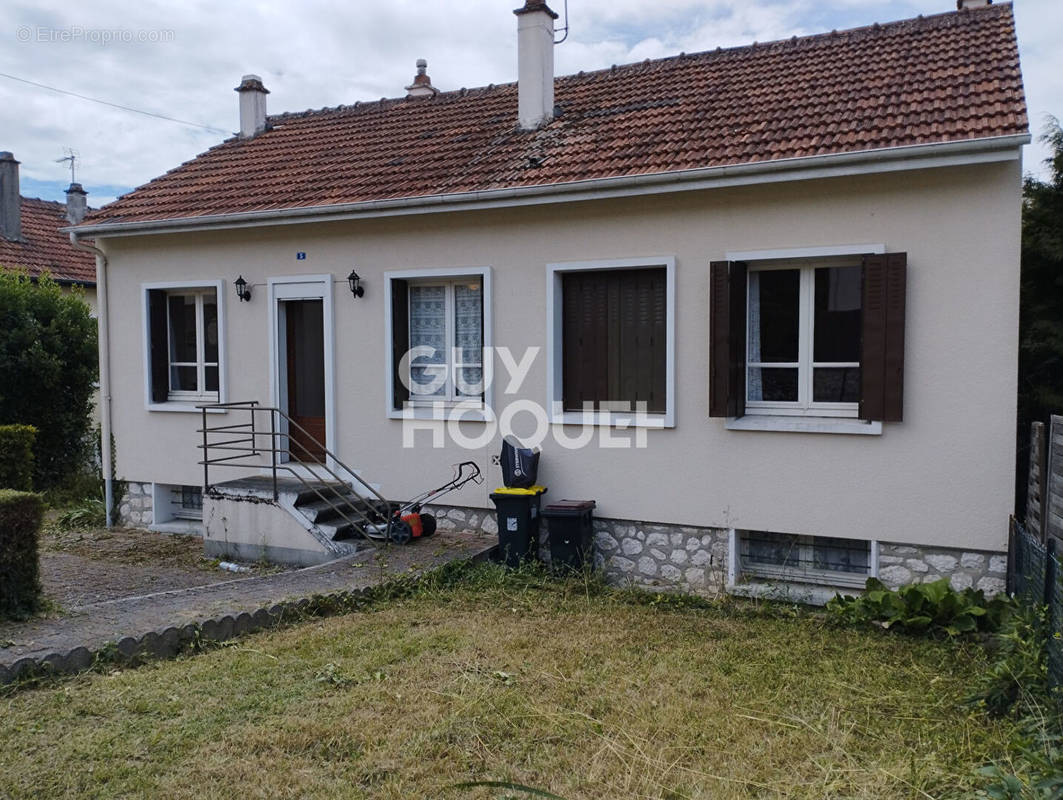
[{"left": 368, "top": 461, "right": 484, "bottom": 545}]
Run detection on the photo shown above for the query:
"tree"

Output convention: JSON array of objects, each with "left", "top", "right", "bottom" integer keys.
[
  {"left": 0, "top": 272, "right": 98, "bottom": 490},
  {"left": 1020, "top": 121, "right": 1063, "bottom": 409},
  {"left": 1017, "top": 118, "right": 1063, "bottom": 511}
]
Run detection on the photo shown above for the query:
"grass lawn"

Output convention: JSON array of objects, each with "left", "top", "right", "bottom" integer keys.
[{"left": 0, "top": 565, "right": 1014, "bottom": 799}]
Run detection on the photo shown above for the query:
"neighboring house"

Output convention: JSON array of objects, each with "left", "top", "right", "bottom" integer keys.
[
  {"left": 0, "top": 152, "right": 96, "bottom": 311},
  {"left": 73, "top": 0, "right": 1027, "bottom": 599}
]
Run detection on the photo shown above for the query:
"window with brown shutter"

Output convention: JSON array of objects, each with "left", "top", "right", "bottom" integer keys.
[
  {"left": 709, "top": 252, "right": 906, "bottom": 422},
  {"left": 859, "top": 253, "right": 906, "bottom": 422},
  {"left": 561, "top": 268, "right": 667, "bottom": 414},
  {"left": 709, "top": 261, "right": 746, "bottom": 417}
]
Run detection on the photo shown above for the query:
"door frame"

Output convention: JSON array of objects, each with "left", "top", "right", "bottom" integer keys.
[{"left": 268, "top": 275, "right": 336, "bottom": 466}]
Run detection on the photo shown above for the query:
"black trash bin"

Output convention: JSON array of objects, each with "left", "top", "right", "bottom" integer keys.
[
  {"left": 489, "top": 486, "right": 547, "bottom": 567},
  {"left": 543, "top": 500, "right": 596, "bottom": 572},
  {"left": 499, "top": 435, "right": 540, "bottom": 489}
]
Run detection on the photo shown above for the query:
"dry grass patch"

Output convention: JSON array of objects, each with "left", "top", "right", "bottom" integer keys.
[
  {"left": 0, "top": 566, "right": 1013, "bottom": 799},
  {"left": 42, "top": 523, "right": 225, "bottom": 571}
]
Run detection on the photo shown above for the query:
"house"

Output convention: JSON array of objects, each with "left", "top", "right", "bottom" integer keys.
[
  {"left": 71, "top": 0, "right": 1027, "bottom": 599},
  {"left": 0, "top": 152, "right": 97, "bottom": 310}
]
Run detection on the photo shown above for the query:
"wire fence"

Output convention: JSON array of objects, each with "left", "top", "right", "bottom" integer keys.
[{"left": 1008, "top": 517, "right": 1063, "bottom": 688}]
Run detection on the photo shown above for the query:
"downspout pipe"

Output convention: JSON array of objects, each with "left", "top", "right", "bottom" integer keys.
[{"left": 69, "top": 232, "right": 113, "bottom": 528}]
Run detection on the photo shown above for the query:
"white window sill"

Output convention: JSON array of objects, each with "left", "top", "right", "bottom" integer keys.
[
  {"left": 725, "top": 415, "right": 881, "bottom": 435},
  {"left": 149, "top": 520, "right": 204, "bottom": 537},
  {"left": 147, "top": 402, "right": 226, "bottom": 414},
  {"left": 549, "top": 410, "right": 674, "bottom": 429},
  {"left": 727, "top": 581, "right": 848, "bottom": 607},
  {"left": 388, "top": 403, "right": 495, "bottom": 422}
]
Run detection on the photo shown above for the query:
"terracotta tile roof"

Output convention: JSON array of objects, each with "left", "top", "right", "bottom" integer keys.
[
  {"left": 87, "top": 3, "right": 1026, "bottom": 226},
  {"left": 0, "top": 197, "right": 96, "bottom": 284}
]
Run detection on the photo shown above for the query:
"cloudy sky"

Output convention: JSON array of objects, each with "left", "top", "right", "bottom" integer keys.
[{"left": 3, "top": 0, "right": 1060, "bottom": 208}]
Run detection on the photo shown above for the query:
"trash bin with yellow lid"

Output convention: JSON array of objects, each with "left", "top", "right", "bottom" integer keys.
[{"left": 489, "top": 485, "right": 547, "bottom": 567}]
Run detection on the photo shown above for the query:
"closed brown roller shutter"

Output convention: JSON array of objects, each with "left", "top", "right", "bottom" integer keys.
[{"left": 562, "top": 268, "right": 666, "bottom": 414}]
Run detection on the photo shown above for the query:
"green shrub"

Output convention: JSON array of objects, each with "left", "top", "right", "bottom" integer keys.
[
  {"left": 826, "top": 577, "right": 1011, "bottom": 637},
  {"left": 0, "top": 272, "right": 97, "bottom": 490},
  {"left": 0, "top": 489, "right": 44, "bottom": 619},
  {"left": 54, "top": 497, "right": 106, "bottom": 530},
  {"left": 0, "top": 424, "right": 36, "bottom": 490}
]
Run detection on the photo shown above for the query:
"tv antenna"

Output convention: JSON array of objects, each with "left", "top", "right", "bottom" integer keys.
[
  {"left": 56, "top": 147, "right": 79, "bottom": 184},
  {"left": 554, "top": 0, "right": 570, "bottom": 44}
]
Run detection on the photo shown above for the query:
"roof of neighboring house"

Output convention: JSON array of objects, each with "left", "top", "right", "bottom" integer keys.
[
  {"left": 1, "top": 197, "right": 96, "bottom": 285},
  {"left": 85, "top": 2, "right": 1026, "bottom": 227}
]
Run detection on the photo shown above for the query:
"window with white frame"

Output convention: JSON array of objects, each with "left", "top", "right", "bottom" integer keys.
[
  {"left": 740, "top": 530, "right": 871, "bottom": 588},
  {"left": 747, "top": 261, "right": 862, "bottom": 417},
  {"left": 145, "top": 283, "right": 224, "bottom": 407},
  {"left": 547, "top": 257, "right": 676, "bottom": 427},
  {"left": 386, "top": 275, "right": 485, "bottom": 410},
  {"left": 165, "top": 290, "right": 219, "bottom": 399}
]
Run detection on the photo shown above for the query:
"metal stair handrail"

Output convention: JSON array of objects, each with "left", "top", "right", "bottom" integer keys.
[{"left": 196, "top": 401, "right": 393, "bottom": 542}]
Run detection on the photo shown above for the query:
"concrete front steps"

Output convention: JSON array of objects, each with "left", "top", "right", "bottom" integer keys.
[{"left": 204, "top": 476, "right": 391, "bottom": 566}]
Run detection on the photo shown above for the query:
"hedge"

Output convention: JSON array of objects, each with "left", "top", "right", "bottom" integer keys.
[
  {"left": 0, "top": 272, "right": 98, "bottom": 489},
  {"left": 0, "top": 490, "right": 43, "bottom": 619},
  {"left": 0, "top": 424, "right": 36, "bottom": 491}
]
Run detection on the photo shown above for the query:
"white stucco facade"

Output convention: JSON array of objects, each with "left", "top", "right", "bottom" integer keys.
[{"left": 94, "top": 159, "right": 1022, "bottom": 554}]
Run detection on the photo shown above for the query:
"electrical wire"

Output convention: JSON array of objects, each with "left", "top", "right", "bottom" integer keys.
[{"left": 0, "top": 70, "right": 229, "bottom": 134}]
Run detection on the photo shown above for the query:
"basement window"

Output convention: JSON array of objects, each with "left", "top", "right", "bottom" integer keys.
[
  {"left": 150, "top": 483, "right": 205, "bottom": 526},
  {"left": 172, "top": 485, "right": 203, "bottom": 520},
  {"left": 739, "top": 530, "right": 871, "bottom": 589}
]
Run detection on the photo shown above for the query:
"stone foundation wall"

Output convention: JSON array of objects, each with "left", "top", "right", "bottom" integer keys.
[
  {"left": 876, "top": 543, "right": 1007, "bottom": 595},
  {"left": 119, "top": 481, "right": 154, "bottom": 528},
  {"left": 426, "top": 504, "right": 1008, "bottom": 600},
  {"left": 423, "top": 504, "right": 498, "bottom": 536},
  {"left": 592, "top": 519, "right": 731, "bottom": 594},
  {"left": 110, "top": 487, "right": 1015, "bottom": 598}
]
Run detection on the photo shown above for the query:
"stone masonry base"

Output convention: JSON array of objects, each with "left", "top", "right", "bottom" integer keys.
[
  {"left": 119, "top": 481, "right": 154, "bottom": 528},
  {"left": 120, "top": 488, "right": 1006, "bottom": 601},
  {"left": 427, "top": 504, "right": 1007, "bottom": 600}
]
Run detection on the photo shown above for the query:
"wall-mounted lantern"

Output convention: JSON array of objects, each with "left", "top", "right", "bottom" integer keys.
[
  {"left": 347, "top": 270, "right": 365, "bottom": 299},
  {"left": 234, "top": 275, "right": 252, "bottom": 303}
]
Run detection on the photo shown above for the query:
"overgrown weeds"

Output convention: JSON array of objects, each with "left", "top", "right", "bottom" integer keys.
[
  {"left": 826, "top": 577, "right": 1010, "bottom": 637},
  {"left": 965, "top": 603, "right": 1063, "bottom": 798},
  {"left": 52, "top": 497, "right": 106, "bottom": 530}
]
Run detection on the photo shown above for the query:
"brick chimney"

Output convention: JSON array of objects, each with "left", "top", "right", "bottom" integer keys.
[
  {"left": 406, "top": 59, "right": 439, "bottom": 99},
  {"left": 514, "top": 0, "right": 558, "bottom": 130},
  {"left": 235, "top": 74, "right": 269, "bottom": 139},
  {"left": 956, "top": 0, "right": 992, "bottom": 9},
  {"left": 65, "top": 182, "right": 88, "bottom": 224},
  {"left": 0, "top": 151, "right": 20, "bottom": 241}
]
